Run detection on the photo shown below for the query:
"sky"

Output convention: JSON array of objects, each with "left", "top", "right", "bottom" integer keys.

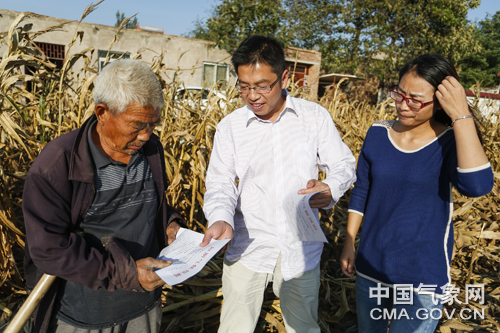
[
  {"left": 1, "top": 0, "right": 499, "bottom": 37},
  {"left": 0, "top": 0, "right": 218, "bottom": 37}
]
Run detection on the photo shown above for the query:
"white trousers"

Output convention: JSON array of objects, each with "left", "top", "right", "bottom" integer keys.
[{"left": 218, "top": 255, "right": 321, "bottom": 333}]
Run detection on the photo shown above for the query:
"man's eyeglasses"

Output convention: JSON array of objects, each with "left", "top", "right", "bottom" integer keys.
[
  {"left": 390, "top": 90, "right": 434, "bottom": 110},
  {"left": 236, "top": 73, "right": 282, "bottom": 94}
]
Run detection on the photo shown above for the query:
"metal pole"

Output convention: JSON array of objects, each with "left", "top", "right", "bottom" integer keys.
[{"left": 4, "top": 274, "right": 56, "bottom": 333}]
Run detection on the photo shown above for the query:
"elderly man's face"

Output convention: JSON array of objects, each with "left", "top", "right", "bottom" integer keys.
[{"left": 95, "top": 103, "right": 161, "bottom": 162}]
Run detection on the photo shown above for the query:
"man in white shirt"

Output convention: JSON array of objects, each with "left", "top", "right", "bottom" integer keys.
[{"left": 200, "top": 35, "right": 356, "bottom": 333}]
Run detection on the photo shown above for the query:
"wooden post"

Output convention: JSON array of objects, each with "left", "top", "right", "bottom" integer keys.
[{"left": 4, "top": 274, "right": 56, "bottom": 333}]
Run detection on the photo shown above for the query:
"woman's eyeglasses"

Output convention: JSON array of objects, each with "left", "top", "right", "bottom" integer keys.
[{"left": 390, "top": 90, "right": 434, "bottom": 110}]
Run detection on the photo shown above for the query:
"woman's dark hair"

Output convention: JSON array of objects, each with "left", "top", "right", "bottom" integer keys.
[
  {"left": 399, "top": 54, "right": 459, "bottom": 126},
  {"left": 399, "top": 54, "right": 483, "bottom": 143},
  {"left": 231, "top": 35, "right": 285, "bottom": 77}
]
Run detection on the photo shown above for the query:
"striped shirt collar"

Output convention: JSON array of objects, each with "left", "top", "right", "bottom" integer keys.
[{"left": 87, "top": 122, "right": 141, "bottom": 169}]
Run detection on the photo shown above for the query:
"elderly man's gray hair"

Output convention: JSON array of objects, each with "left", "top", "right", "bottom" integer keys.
[{"left": 93, "top": 59, "right": 164, "bottom": 115}]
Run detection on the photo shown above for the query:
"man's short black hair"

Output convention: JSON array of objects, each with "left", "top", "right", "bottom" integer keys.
[{"left": 232, "top": 35, "right": 286, "bottom": 76}]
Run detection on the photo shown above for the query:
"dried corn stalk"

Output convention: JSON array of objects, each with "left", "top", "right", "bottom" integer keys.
[{"left": 1, "top": 9, "right": 499, "bottom": 333}]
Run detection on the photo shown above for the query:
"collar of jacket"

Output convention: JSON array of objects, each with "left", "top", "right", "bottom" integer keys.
[{"left": 67, "top": 114, "right": 163, "bottom": 189}]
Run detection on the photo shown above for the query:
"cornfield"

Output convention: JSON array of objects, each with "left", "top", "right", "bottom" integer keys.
[{"left": 1, "top": 8, "right": 500, "bottom": 333}]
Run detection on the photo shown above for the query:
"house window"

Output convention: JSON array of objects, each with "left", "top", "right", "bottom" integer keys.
[
  {"left": 286, "top": 62, "right": 310, "bottom": 89},
  {"left": 25, "top": 43, "right": 65, "bottom": 92},
  {"left": 35, "top": 42, "right": 65, "bottom": 69},
  {"left": 98, "top": 50, "right": 130, "bottom": 72},
  {"left": 203, "top": 63, "right": 228, "bottom": 89}
]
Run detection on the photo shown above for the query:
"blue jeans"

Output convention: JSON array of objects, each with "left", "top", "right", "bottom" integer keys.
[{"left": 356, "top": 274, "right": 443, "bottom": 333}]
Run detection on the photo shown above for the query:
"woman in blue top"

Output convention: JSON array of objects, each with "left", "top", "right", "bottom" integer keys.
[{"left": 340, "top": 53, "right": 494, "bottom": 333}]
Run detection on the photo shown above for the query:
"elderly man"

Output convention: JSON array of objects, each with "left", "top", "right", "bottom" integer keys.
[{"left": 23, "top": 59, "right": 184, "bottom": 333}]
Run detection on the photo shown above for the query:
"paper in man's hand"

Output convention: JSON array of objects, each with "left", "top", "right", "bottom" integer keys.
[
  {"left": 155, "top": 228, "right": 230, "bottom": 285},
  {"left": 283, "top": 189, "right": 328, "bottom": 243}
]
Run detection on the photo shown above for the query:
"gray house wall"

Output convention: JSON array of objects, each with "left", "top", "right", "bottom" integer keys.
[
  {"left": 0, "top": 9, "right": 234, "bottom": 88},
  {"left": 1, "top": 9, "right": 321, "bottom": 98}
]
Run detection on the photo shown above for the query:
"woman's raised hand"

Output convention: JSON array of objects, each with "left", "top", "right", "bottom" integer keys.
[{"left": 435, "top": 76, "right": 471, "bottom": 120}]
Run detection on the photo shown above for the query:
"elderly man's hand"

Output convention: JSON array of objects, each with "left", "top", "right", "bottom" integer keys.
[
  {"left": 136, "top": 257, "right": 171, "bottom": 291},
  {"left": 166, "top": 221, "right": 181, "bottom": 245}
]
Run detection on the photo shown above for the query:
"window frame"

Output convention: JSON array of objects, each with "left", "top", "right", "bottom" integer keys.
[
  {"left": 202, "top": 62, "right": 229, "bottom": 88},
  {"left": 98, "top": 50, "right": 130, "bottom": 72}
]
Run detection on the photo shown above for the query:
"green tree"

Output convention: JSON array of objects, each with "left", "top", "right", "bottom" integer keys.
[
  {"left": 186, "top": 17, "right": 213, "bottom": 41},
  {"left": 188, "top": 0, "right": 287, "bottom": 52},
  {"left": 189, "top": 0, "right": 482, "bottom": 85},
  {"left": 186, "top": 0, "right": 340, "bottom": 53},
  {"left": 115, "top": 10, "right": 139, "bottom": 29},
  {"left": 318, "top": 0, "right": 482, "bottom": 84},
  {"left": 459, "top": 11, "right": 500, "bottom": 89}
]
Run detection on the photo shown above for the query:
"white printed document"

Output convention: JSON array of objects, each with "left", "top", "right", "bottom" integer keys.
[
  {"left": 283, "top": 190, "right": 328, "bottom": 243},
  {"left": 155, "top": 228, "right": 230, "bottom": 285}
]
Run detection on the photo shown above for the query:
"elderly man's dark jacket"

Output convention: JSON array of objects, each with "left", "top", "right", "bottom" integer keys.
[{"left": 23, "top": 114, "right": 183, "bottom": 332}]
